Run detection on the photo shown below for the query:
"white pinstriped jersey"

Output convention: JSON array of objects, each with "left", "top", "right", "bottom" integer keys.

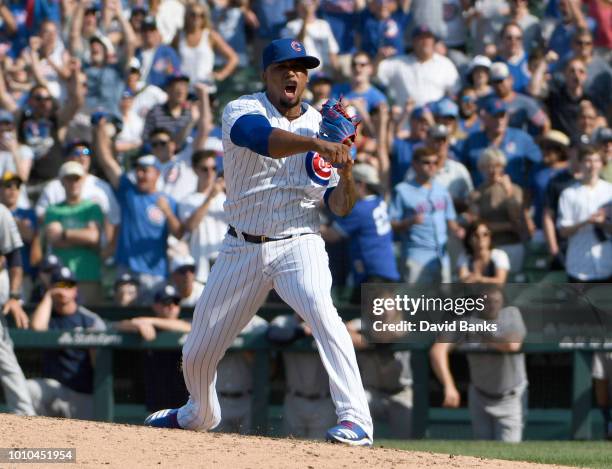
[{"left": 221, "top": 92, "right": 339, "bottom": 237}]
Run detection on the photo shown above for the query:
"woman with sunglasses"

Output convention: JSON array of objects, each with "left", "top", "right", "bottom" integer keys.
[
  {"left": 458, "top": 220, "right": 510, "bottom": 284},
  {"left": 173, "top": 2, "right": 238, "bottom": 92}
]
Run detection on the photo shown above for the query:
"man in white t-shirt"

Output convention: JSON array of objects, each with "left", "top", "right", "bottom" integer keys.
[
  {"left": 178, "top": 149, "right": 226, "bottom": 284},
  {"left": 35, "top": 140, "right": 120, "bottom": 251},
  {"left": 280, "top": 0, "right": 339, "bottom": 74},
  {"left": 557, "top": 145, "right": 612, "bottom": 282},
  {"left": 376, "top": 25, "right": 460, "bottom": 107}
]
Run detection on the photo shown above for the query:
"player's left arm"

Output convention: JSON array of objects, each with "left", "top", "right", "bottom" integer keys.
[{"left": 326, "top": 164, "right": 357, "bottom": 217}]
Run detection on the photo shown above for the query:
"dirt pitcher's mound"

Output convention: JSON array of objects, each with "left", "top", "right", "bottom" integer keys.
[{"left": 0, "top": 414, "right": 570, "bottom": 469}]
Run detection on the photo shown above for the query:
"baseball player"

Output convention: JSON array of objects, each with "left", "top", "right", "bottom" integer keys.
[
  {"left": 430, "top": 287, "right": 528, "bottom": 442},
  {"left": 145, "top": 38, "right": 373, "bottom": 445},
  {"left": 268, "top": 314, "right": 337, "bottom": 439},
  {"left": 0, "top": 204, "right": 36, "bottom": 415}
]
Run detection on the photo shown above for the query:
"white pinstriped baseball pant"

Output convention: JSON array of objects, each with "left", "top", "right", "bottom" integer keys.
[{"left": 176, "top": 233, "right": 373, "bottom": 438}]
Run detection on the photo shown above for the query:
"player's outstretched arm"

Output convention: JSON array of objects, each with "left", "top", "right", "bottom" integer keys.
[{"left": 230, "top": 114, "right": 352, "bottom": 166}]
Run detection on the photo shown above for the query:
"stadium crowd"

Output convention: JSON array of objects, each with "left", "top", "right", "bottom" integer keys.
[{"left": 0, "top": 0, "right": 610, "bottom": 443}]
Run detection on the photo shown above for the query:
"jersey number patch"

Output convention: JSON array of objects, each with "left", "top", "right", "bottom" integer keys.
[{"left": 305, "top": 151, "right": 332, "bottom": 186}]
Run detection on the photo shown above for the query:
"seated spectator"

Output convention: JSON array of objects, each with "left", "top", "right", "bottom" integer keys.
[
  {"left": 358, "top": 0, "right": 410, "bottom": 61},
  {"left": 113, "top": 273, "right": 140, "bottom": 308},
  {"left": 148, "top": 127, "right": 197, "bottom": 201},
  {"left": 465, "top": 55, "right": 493, "bottom": 99},
  {"left": 530, "top": 130, "right": 571, "bottom": 232},
  {"left": 461, "top": 97, "right": 541, "bottom": 188},
  {"left": 390, "top": 146, "right": 464, "bottom": 284},
  {"left": 458, "top": 86, "right": 483, "bottom": 135},
  {"left": 28, "top": 266, "right": 106, "bottom": 420},
  {"left": 469, "top": 147, "right": 527, "bottom": 273},
  {"left": 430, "top": 286, "right": 527, "bottom": 442},
  {"left": 321, "top": 164, "right": 400, "bottom": 304},
  {"left": 93, "top": 122, "right": 183, "bottom": 303},
  {"left": 143, "top": 73, "right": 197, "bottom": 148},
  {"left": 488, "top": 62, "right": 550, "bottom": 136},
  {"left": 179, "top": 150, "right": 226, "bottom": 285},
  {"left": 113, "top": 284, "right": 190, "bottom": 413},
  {"left": 332, "top": 52, "right": 387, "bottom": 114},
  {"left": 35, "top": 140, "right": 120, "bottom": 255},
  {"left": 169, "top": 255, "right": 204, "bottom": 307},
  {"left": 545, "top": 58, "right": 598, "bottom": 142},
  {"left": 267, "top": 313, "right": 336, "bottom": 439},
  {"left": 281, "top": 0, "right": 339, "bottom": 75},
  {"left": 458, "top": 221, "right": 510, "bottom": 284},
  {"left": 136, "top": 16, "right": 181, "bottom": 89},
  {"left": 215, "top": 315, "right": 268, "bottom": 434},
  {"left": 0, "top": 172, "right": 37, "bottom": 293},
  {"left": 557, "top": 145, "right": 612, "bottom": 282},
  {"left": 29, "top": 253, "right": 62, "bottom": 303},
  {"left": 376, "top": 25, "right": 460, "bottom": 107},
  {"left": 494, "top": 22, "right": 530, "bottom": 94},
  {"left": 43, "top": 161, "right": 104, "bottom": 304},
  {"left": 174, "top": 2, "right": 238, "bottom": 91}
]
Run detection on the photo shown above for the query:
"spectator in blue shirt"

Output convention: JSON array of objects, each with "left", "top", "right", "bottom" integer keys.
[
  {"left": 458, "top": 86, "right": 483, "bottom": 135},
  {"left": 548, "top": 0, "right": 591, "bottom": 60},
  {"left": 495, "top": 22, "right": 531, "bottom": 94},
  {"left": 332, "top": 51, "right": 387, "bottom": 114},
  {"left": 319, "top": 0, "right": 359, "bottom": 57},
  {"left": 488, "top": 62, "right": 550, "bottom": 136},
  {"left": 93, "top": 119, "right": 183, "bottom": 304},
  {"left": 461, "top": 97, "right": 542, "bottom": 189},
  {"left": 390, "top": 146, "right": 465, "bottom": 284},
  {"left": 358, "top": 0, "right": 411, "bottom": 59},
  {"left": 321, "top": 163, "right": 400, "bottom": 303},
  {"left": 137, "top": 16, "right": 181, "bottom": 89}
]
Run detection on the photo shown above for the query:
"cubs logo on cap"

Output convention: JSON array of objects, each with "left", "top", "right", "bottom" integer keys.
[
  {"left": 262, "top": 38, "right": 320, "bottom": 70},
  {"left": 305, "top": 152, "right": 332, "bottom": 186}
]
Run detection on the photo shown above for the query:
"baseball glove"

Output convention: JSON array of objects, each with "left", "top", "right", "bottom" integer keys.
[{"left": 318, "top": 98, "right": 360, "bottom": 146}]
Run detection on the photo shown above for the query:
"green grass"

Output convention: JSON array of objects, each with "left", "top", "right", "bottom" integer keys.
[{"left": 377, "top": 440, "right": 612, "bottom": 468}]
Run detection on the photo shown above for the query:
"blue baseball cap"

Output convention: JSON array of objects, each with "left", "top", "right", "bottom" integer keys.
[
  {"left": 411, "top": 105, "right": 431, "bottom": 120},
  {"left": 136, "top": 154, "right": 161, "bottom": 171},
  {"left": 40, "top": 254, "right": 63, "bottom": 272},
  {"left": 51, "top": 266, "right": 77, "bottom": 285},
  {"left": 483, "top": 97, "right": 508, "bottom": 116},
  {"left": 262, "top": 38, "right": 320, "bottom": 71},
  {"left": 412, "top": 24, "right": 436, "bottom": 39},
  {"left": 433, "top": 98, "right": 459, "bottom": 118}
]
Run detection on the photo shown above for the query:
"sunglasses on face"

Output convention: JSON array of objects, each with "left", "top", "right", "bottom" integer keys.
[
  {"left": 575, "top": 40, "right": 592, "bottom": 46},
  {"left": 461, "top": 95, "right": 476, "bottom": 103},
  {"left": 196, "top": 165, "right": 216, "bottom": 173},
  {"left": 70, "top": 148, "right": 91, "bottom": 158},
  {"left": 151, "top": 140, "right": 170, "bottom": 148},
  {"left": 504, "top": 35, "right": 522, "bottom": 41},
  {"left": 419, "top": 159, "right": 438, "bottom": 166},
  {"left": 473, "top": 231, "right": 490, "bottom": 238},
  {"left": 176, "top": 266, "right": 195, "bottom": 275},
  {"left": 352, "top": 61, "right": 369, "bottom": 68},
  {"left": 160, "top": 298, "right": 180, "bottom": 306},
  {"left": 32, "top": 94, "right": 51, "bottom": 102},
  {"left": 53, "top": 281, "right": 76, "bottom": 289},
  {"left": 2, "top": 181, "right": 20, "bottom": 189}
]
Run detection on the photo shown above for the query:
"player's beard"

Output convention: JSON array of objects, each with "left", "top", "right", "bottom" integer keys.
[{"left": 279, "top": 93, "right": 300, "bottom": 110}]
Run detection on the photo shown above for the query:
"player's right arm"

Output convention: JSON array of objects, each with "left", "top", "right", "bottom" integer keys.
[
  {"left": 429, "top": 341, "right": 460, "bottom": 408},
  {"left": 224, "top": 99, "right": 351, "bottom": 165}
]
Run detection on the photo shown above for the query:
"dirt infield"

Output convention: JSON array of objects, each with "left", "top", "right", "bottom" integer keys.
[{"left": 0, "top": 414, "right": 574, "bottom": 469}]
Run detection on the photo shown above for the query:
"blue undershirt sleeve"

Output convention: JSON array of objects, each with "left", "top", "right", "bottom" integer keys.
[{"left": 230, "top": 114, "right": 274, "bottom": 156}]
